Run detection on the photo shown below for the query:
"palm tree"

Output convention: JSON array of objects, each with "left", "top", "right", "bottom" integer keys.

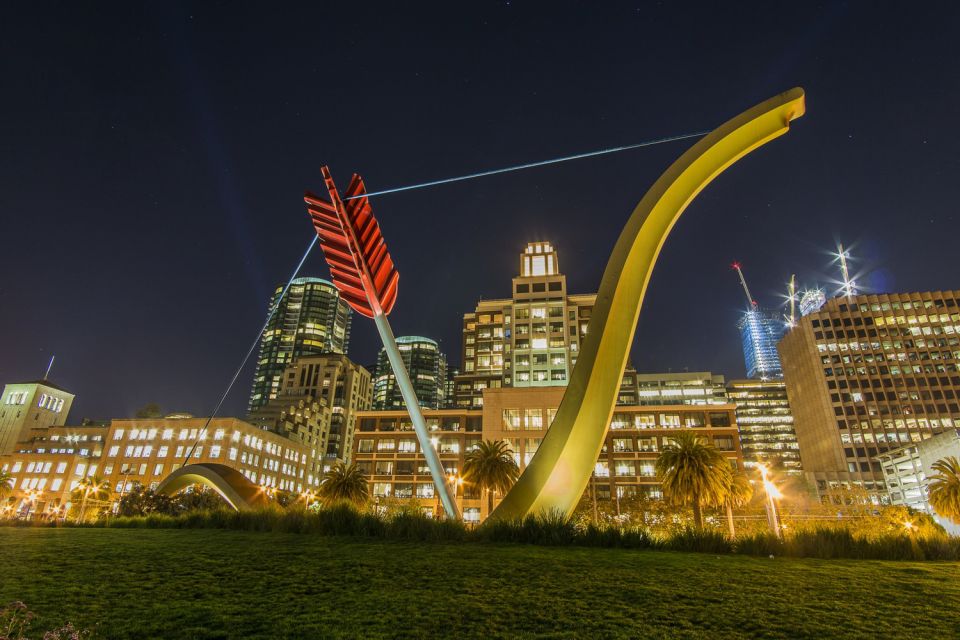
[
  {"left": 318, "top": 462, "right": 369, "bottom": 507},
  {"left": 72, "top": 476, "right": 111, "bottom": 523},
  {"left": 462, "top": 439, "right": 520, "bottom": 516},
  {"left": 720, "top": 471, "right": 754, "bottom": 538},
  {"left": 655, "top": 431, "right": 731, "bottom": 529},
  {"left": 928, "top": 456, "right": 960, "bottom": 525},
  {"left": 0, "top": 470, "right": 13, "bottom": 516}
]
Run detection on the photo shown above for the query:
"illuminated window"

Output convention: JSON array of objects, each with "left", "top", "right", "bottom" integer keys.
[
  {"left": 502, "top": 409, "right": 521, "bottom": 430},
  {"left": 524, "top": 409, "right": 543, "bottom": 430}
]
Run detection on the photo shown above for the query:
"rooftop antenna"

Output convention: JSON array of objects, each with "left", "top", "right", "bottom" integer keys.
[
  {"left": 784, "top": 274, "right": 797, "bottom": 328},
  {"left": 731, "top": 262, "right": 758, "bottom": 309},
  {"left": 836, "top": 243, "right": 857, "bottom": 297},
  {"left": 43, "top": 355, "right": 55, "bottom": 380}
]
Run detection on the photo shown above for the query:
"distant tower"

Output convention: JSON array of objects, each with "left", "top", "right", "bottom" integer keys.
[
  {"left": 732, "top": 262, "right": 785, "bottom": 379},
  {"left": 373, "top": 336, "right": 448, "bottom": 410},
  {"left": 737, "top": 309, "right": 786, "bottom": 379},
  {"left": 248, "top": 277, "right": 353, "bottom": 414}
]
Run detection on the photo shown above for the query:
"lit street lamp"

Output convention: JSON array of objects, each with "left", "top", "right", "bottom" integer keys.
[{"left": 757, "top": 464, "right": 783, "bottom": 538}]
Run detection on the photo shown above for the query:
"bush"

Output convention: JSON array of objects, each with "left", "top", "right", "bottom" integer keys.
[
  {"left": 660, "top": 526, "right": 733, "bottom": 554},
  {"left": 85, "top": 504, "right": 960, "bottom": 561}
]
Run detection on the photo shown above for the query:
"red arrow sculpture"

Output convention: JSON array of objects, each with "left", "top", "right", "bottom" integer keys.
[{"left": 305, "top": 167, "right": 460, "bottom": 519}]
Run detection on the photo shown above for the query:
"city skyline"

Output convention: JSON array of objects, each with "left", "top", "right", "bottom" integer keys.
[{"left": 3, "top": 3, "right": 959, "bottom": 420}]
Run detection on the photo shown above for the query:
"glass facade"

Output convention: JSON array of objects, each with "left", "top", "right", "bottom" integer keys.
[
  {"left": 373, "top": 336, "right": 448, "bottom": 410},
  {"left": 248, "top": 277, "right": 352, "bottom": 414},
  {"left": 738, "top": 307, "right": 786, "bottom": 379}
]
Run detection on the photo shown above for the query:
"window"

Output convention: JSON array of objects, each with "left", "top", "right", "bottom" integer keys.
[
  {"left": 154, "top": 464, "right": 164, "bottom": 476},
  {"left": 377, "top": 439, "right": 396, "bottom": 451},
  {"left": 613, "top": 438, "right": 632, "bottom": 452},
  {"left": 376, "top": 461, "right": 394, "bottom": 475},
  {"left": 615, "top": 461, "right": 636, "bottom": 476},
  {"left": 502, "top": 409, "right": 521, "bottom": 430},
  {"left": 210, "top": 445, "right": 221, "bottom": 459},
  {"left": 107, "top": 446, "right": 119, "bottom": 457},
  {"left": 373, "top": 482, "right": 392, "bottom": 497},
  {"left": 357, "top": 439, "right": 374, "bottom": 453},
  {"left": 524, "top": 409, "right": 543, "bottom": 430},
  {"left": 398, "top": 439, "right": 417, "bottom": 453},
  {"left": 660, "top": 414, "right": 681, "bottom": 428},
  {"left": 416, "top": 484, "right": 435, "bottom": 499}
]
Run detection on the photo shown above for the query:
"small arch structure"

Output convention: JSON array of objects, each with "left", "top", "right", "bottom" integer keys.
[{"left": 155, "top": 463, "right": 270, "bottom": 511}]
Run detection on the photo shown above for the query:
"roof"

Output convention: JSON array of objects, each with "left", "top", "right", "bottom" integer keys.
[{"left": 12, "top": 379, "right": 73, "bottom": 394}]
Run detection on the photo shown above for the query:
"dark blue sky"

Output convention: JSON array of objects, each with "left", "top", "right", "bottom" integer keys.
[{"left": 2, "top": 2, "right": 959, "bottom": 420}]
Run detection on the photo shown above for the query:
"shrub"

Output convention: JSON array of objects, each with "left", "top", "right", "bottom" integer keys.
[{"left": 660, "top": 526, "right": 733, "bottom": 554}]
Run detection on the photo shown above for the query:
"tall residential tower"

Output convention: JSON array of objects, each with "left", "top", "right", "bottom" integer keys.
[
  {"left": 248, "top": 277, "right": 352, "bottom": 414},
  {"left": 373, "top": 336, "right": 448, "bottom": 410}
]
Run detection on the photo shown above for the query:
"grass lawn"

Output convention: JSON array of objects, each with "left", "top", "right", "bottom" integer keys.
[{"left": 1, "top": 528, "right": 959, "bottom": 639}]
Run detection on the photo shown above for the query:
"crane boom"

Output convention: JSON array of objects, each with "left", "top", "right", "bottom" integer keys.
[{"left": 731, "top": 262, "right": 757, "bottom": 308}]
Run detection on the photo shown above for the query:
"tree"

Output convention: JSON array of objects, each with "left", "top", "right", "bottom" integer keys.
[
  {"left": 318, "top": 462, "right": 369, "bottom": 507},
  {"left": 928, "top": 456, "right": 960, "bottom": 525},
  {"left": 116, "top": 484, "right": 175, "bottom": 517},
  {"left": 462, "top": 439, "right": 520, "bottom": 516},
  {"left": 71, "top": 476, "right": 111, "bottom": 523},
  {"left": 719, "top": 471, "right": 754, "bottom": 538},
  {"left": 134, "top": 403, "right": 163, "bottom": 419},
  {"left": 0, "top": 469, "right": 13, "bottom": 502},
  {"left": 655, "top": 431, "right": 731, "bottom": 529}
]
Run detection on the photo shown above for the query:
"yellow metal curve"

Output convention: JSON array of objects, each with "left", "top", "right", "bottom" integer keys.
[
  {"left": 490, "top": 88, "right": 806, "bottom": 522},
  {"left": 155, "top": 463, "right": 270, "bottom": 511}
]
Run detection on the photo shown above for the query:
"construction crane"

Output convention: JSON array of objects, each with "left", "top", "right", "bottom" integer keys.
[
  {"left": 784, "top": 274, "right": 797, "bottom": 328},
  {"left": 731, "top": 262, "right": 758, "bottom": 309},
  {"left": 836, "top": 243, "right": 857, "bottom": 297}
]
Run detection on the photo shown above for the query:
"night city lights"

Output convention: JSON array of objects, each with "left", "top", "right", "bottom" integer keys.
[{"left": 2, "top": 3, "right": 960, "bottom": 638}]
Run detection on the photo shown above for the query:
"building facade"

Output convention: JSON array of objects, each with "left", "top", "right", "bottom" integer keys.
[
  {"left": 779, "top": 290, "right": 960, "bottom": 500},
  {"left": 726, "top": 379, "right": 801, "bottom": 473},
  {"left": 250, "top": 353, "right": 372, "bottom": 462},
  {"left": 0, "top": 415, "right": 323, "bottom": 520},
  {"left": 248, "top": 277, "right": 353, "bottom": 414},
  {"left": 454, "top": 242, "right": 597, "bottom": 408},
  {"left": 353, "top": 386, "right": 743, "bottom": 522},
  {"left": 373, "top": 336, "right": 448, "bottom": 410},
  {"left": 0, "top": 380, "right": 75, "bottom": 455},
  {"left": 738, "top": 307, "right": 786, "bottom": 379},
  {"left": 878, "top": 429, "right": 960, "bottom": 534},
  {"left": 628, "top": 372, "right": 728, "bottom": 406}
]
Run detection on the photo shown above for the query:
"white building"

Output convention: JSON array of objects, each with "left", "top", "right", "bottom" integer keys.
[{"left": 878, "top": 429, "right": 960, "bottom": 535}]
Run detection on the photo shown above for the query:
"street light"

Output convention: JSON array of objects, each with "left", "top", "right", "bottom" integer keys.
[{"left": 757, "top": 464, "right": 783, "bottom": 538}]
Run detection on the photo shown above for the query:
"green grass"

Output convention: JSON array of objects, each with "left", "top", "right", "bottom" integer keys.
[{"left": 2, "top": 528, "right": 959, "bottom": 639}]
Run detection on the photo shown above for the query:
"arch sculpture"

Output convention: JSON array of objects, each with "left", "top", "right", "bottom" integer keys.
[
  {"left": 491, "top": 88, "right": 806, "bottom": 522},
  {"left": 155, "top": 462, "right": 270, "bottom": 511}
]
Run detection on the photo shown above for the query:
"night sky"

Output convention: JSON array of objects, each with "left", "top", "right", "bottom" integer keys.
[{"left": 3, "top": 2, "right": 959, "bottom": 420}]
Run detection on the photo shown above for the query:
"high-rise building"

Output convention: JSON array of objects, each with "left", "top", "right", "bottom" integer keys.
[
  {"left": 454, "top": 242, "right": 597, "bottom": 408},
  {"left": 373, "top": 337, "right": 448, "bottom": 410},
  {"left": 0, "top": 381, "right": 75, "bottom": 455},
  {"left": 250, "top": 353, "right": 372, "bottom": 463},
  {"left": 628, "top": 372, "right": 728, "bottom": 406},
  {"left": 779, "top": 290, "right": 960, "bottom": 500},
  {"left": 726, "top": 379, "right": 801, "bottom": 473},
  {"left": 738, "top": 307, "right": 786, "bottom": 379},
  {"left": 248, "top": 277, "right": 353, "bottom": 414}
]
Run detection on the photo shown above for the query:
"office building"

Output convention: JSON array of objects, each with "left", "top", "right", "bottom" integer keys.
[
  {"left": 454, "top": 241, "right": 597, "bottom": 408},
  {"left": 779, "top": 290, "right": 960, "bottom": 500},
  {"left": 0, "top": 380, "right": 75, "bottom": 455},
  {"left": 248, "top": 277, "right": 353, "bottom": 414},
  {"left": 0, "top": 414, "right": 322, "bottom": 520},
  {"left": 373, "top": 336, "right": 448, "bottom": 410},
  {"left": 877, "top": 429, "right": 960, "bottom": 535},
  {"left": 726, "top": 379, "right": 801, "bottom": 472},
  {"left": 738, "top": 307, "right": 786, "bottom": 379},
  {"left": 353, "top": 386, "right": 742, "bottom": 522}
]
